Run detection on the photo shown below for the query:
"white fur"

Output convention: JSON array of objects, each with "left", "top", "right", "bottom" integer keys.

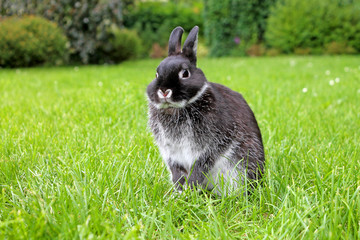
[
  {"left": 156, "top": 120, "right": 203, "bottom": 173},
  {"left": 205, "top": 143, "right": 243, "bottom": 195}
]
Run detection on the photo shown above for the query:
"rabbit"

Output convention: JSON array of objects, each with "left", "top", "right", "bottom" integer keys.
[{"left": 146, "top": 26, "right": 265, "bottom": 195}]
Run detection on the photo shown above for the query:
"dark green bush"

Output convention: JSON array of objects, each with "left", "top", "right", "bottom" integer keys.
[
  {"left": 203, "top": 0, "right": 233, "bottom": 57},
  {"left": 0, "top": 15, "right": 68, "bottom": 68},
  {"left": 203, "top": 0, "right": 276, "bottom": 57},
  {"left": 123, "top": 1, "right": 203, "bottom": 56},
  {"left": 266, "top": 0, "right": 360, "bottom": 54},
  {"left": 1, "top": 0, "right": 123, "bottom": 64},
  {"left": 100, "top": 26, "right": 142, "bottom": 63}
]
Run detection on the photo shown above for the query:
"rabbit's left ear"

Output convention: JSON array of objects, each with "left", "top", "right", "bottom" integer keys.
[
  {"left": 182, "top": 26, "right": 199, "bottom": 65},
  {"left": 168, "top": 26, "right": 184, "bottom": 56}
]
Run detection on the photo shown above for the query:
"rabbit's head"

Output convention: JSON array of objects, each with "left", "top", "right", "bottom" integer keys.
[{"left": 147, "top": 26, "right": 208, "bottom": 109}]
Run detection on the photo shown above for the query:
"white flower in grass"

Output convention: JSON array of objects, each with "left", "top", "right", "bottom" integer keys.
[
  {"left": 325, "top": 70, "right": 331, "bottom": 75},
  {"left": 302, "top": 88, "right": 308, "bottom": 93},
  {"left": 307, "top": 62, "right": 313, "bottom": 67},
  {"left": 98, "top": 81, "right": 103, "bottom": 87},
  {"left": 335, "top": 77, "right": 340, "bottom": 83},
  {"left": 226, "top": 75, "right": 231, "bottom": 81},
  {"left": 357, "top": 89, "right": 360, "bottom": 94},
  {"left": 74, "top": 66, "right": 79, "bottom": 72},
  {"left": 344, "top": 67, "right": 350, "bottom": 72},
  {"left": 290, "top": 60, "right": 296, "bottom": 67},
  {"left": 329, "top": 80, "right": 335, "bottom": 86}
]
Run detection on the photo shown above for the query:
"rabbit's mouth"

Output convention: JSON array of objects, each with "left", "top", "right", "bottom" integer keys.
[{"left": 157, "top": 100, "right": 186, "bottom": 109}]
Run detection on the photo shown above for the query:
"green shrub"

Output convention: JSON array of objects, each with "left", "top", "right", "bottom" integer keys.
[
  {"left": 123, "top": 1, "right": 203, "bottom": 56},
  {"left": 150, "top": 43, "right": 167, "bottom": 59},
  {"left": 1, "top": 0, "right": 123, "bottom": 64},
  {"left": 265, "top": 0, "right": 360, "bottom": 54},
  {"left": 294, "top": 48, "right": 311, "bottom": 55},
  {"left": 203, "top": 0, "right": 233, "bottom": 57},
  {"left": 100, "top": 26, "right": 142, "bottom": 63},
  {"left": 265, "top": 48, "right": 281, "bottom": 56},
  {"left": 203, "top": 0, "right": 276, "bottom": 57},
  {"left": 246, "top": 44, "right": 266, "bottom": 57},
  {"left": 324, "top": 42, "right": 356, "bottom": 55},
  {"left": 0, "top": 15, "right": 68, "bottom": 68}
]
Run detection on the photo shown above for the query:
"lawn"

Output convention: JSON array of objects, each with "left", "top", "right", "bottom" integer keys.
[{"left": 0, "top": 56, "right": 359, "bottom": 239}]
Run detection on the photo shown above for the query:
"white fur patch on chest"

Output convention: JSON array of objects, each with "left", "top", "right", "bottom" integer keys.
[{"left": 156, "top": 122, "right": 201, "bottom": 172}]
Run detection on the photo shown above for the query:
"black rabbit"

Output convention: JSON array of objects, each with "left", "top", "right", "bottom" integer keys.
[{"left": 147, "top": 26, "right": 264, "bottom": 195}]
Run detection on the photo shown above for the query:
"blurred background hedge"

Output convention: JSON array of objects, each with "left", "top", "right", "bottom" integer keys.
[
  {"left": 1, "top": 0, "right": 359, "bottom": 68},
  {"left": 123, "top": 1, "right": 203, "bottom": 58},
  {"left": 266, "top": 0, "right": 360, "bottom": 55},
  {"left": 0, "top": 15, "right": 67, "bottom": 68},
  {"left": 203, "top": 0, "right": 276, "bottom": 57},
  {"left": 1, "top": 0, "right": 127, "bottom": 65}
]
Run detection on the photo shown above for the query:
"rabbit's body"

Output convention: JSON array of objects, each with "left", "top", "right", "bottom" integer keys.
[{"left": 147, "top": 26, "right": 264, "bottom": 194}]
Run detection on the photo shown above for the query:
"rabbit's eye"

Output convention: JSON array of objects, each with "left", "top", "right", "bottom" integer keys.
[
  {"left": 156, "top": 72, "right": 159, "bottom": 78},
  {"left": 179, "top": 69, "right": 191, "bottom": 79}
]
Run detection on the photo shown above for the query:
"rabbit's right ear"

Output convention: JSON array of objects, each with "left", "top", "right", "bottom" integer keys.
[
  {"left": 182, "top": 26, "right": 199, "bottom": 65},
  {"left": 168, "top": 26, "right": 184, "bottom": 56}
]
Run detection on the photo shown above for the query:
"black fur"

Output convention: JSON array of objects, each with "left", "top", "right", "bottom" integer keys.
[{"left": 147, "top": 26, "right": 264, "bottom": 193}]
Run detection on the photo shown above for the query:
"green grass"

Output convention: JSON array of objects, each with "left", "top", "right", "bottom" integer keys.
[{"left": 0, "top": 56, "right": 359, "bottom": 239}]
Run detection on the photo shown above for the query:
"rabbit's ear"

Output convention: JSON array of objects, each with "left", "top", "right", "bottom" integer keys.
[
  {"left": 182, "top": 26, "right": 199, "bottom": 65},
  {"left": 168, "top": 26, "right": 184, "bottom": 56}
]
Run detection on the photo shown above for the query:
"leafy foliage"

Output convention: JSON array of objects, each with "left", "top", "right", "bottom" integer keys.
[
  {"left": 123, "top": 1, "right": 203, "bottom": 56},
  {"left": 0, "top": 15, "right": 68, "bottom": 68},
  {"left": 100, "top": 26, "right": 142, "bottom": 63},
  {"left": 265, "top": 0, "right": 360, "bottom": 54},
  {"left": 203, "top": 0, "right": 275, "bottom": 57},
  {"left": 1, "top": 0, "right": 123, "bottom": 64},
  {"left": 203, "top": 0, "right": 233, "bottom": 57},
  {"left": 324, "top": 41, "right": 356, "bottom": 55}
]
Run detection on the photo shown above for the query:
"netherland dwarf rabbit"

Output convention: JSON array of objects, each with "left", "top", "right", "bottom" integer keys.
[{"left": 146, "top": 26, "right": 265, "bottom": 195}]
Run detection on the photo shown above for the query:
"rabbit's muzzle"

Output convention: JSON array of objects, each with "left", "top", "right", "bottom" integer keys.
[{"left": 157, "top": 89, "right": 172, "bottom": 101}]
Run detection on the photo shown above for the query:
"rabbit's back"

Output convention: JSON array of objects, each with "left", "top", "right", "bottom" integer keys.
[{"left": 210, "top": 82, "right": 263, "bottom": 141}]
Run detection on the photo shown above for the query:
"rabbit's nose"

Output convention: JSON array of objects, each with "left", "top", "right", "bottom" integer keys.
[{"left": 157, "top": 89, "right": 172, "bottom": 99}]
